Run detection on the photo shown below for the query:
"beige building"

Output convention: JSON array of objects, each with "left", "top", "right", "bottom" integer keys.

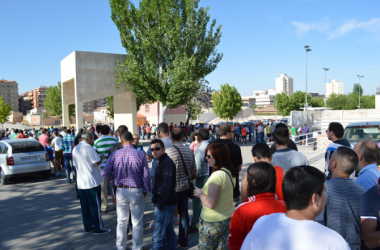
[
  {"left": 326, "top": 79, "right": 344, "bottom": 98},
  {"left": 0, "top": 79, "right": 19, "bottom": 111},
  {"left": 276, "top": 73, "right": 294, "bottom": 96}
]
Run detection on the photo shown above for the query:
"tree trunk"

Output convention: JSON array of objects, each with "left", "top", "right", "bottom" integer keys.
[
  {"left": 159, "top": 102, "right": 167, "bottom": 123},
  {"left": 185, "top": 107, "right": 192, "bottom": 125}
]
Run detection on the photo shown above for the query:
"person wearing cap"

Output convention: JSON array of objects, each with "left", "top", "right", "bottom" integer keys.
[{"left": 72, "top": 132, "right": 111, "bottom": 235}]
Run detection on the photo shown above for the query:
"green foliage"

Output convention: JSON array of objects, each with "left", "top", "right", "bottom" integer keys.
[
  {"left": 44, "top": 81, "right": 75, "bottom": 119},
  {"left": 110, "top": 0, "right": 223, "bottom": 115},
  {"left": 326, "top": 93, "right": 375, "bottom": 110},
  {"left": 309, "top": 97, "right": 325, "bottom": 107},
  {"left": 0, "top": 96, "right": 13, "bottom": 127},
  {"left": 353, "top": 83, "right": 364, "bottom": 97},
  {"left": 274, "top": 92, "right": 291, "bottom": 116},
  {"left": 106, "top": 96, "right": 114, "bottom": 119},
  {"left": 274, "top": 91, "right": 323, "bottom": 116},
  {"left": 361, "top": 95, "right": 375, "bottom": 109},
  {"left": 212, "top": 83, "right": 242, "bottom": 121}
]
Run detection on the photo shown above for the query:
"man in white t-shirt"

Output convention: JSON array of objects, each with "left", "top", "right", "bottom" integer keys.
[
  {"left": 72, "top": 133, "right": 111, "bottom": 235},
  {"left": 60, "top": 126, "right": 67, "bottom": 138},
  {"left": 52, "top": 130, "right": 63, "bottom": 171},
  {"left": 241, "top": 166, "right": 350, "bottom": 250}
]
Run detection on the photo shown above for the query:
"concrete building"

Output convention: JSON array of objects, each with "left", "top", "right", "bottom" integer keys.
[
  {"left": 241, "top": 96, "right": 256, "bottom": 107},
  {"left": 0, "top": 79, "right": 19, "bottom": 111},
  {"left": 137, "top": 101, "right": 186, "bottom": 126},
  {"left": 308, "top": 92, "right": 324, "bottom": 98},
  {"left": 19, "top": 91, "right": 33, "bottom": 115},
  {"left": 82, "top": 98, "right": 108, "bottom": 114},
  {"left": 376, "top": 85, "right": 380, "bottom": 110},
  {"left": 33, "top": 86, "right": 47, "bottom": 108},
  {"left": 276, "top": 73, "right": 293, "bottom": 96},
  {"left": 253, "top": 90, "right": 275, "bottom": 107},
  {"left": 94, "top": 107, "right": 113, "bottom": 124},
  {"left": 326, "top": 79, "right": 344, "bottom": 98}
]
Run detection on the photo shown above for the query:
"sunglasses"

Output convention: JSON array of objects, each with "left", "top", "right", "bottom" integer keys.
[
  {"left": 205, "top": 154, "right": 213, "bottom": 159},
  {"left": 151, "top": 147, "right": 162, "bottom": 152}
]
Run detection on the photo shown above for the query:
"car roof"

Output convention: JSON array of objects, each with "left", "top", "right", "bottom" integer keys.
[{"left": 346, "top": 121, "right": 380, "bottom": 127}]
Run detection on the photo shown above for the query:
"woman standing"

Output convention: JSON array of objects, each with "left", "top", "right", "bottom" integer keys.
[
  {"left": 193, "top": 143, "right": 236, "bottom": 250},
  {"left": 189, "top": 132, "right": 200, "bottom": 154}
]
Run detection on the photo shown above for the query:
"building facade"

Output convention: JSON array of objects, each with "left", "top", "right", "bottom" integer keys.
[
  {"left": 376, "top": 86, "right": 380, "bottom": 110},
  {"left": 326, "top": 79, "right": 344, "bottom": 98},
  {"left": 275, "top": 73, "right": 293, "bottom": 96},
  {"left": 19, "top": 91, "right": 33, "bottom": 115},
  {"left": 33, "top": 86, "right": 47, "bottom": 108},
  {"left": 253, "top": 90, "right": 275, "bottom": 107},
  {"left": 0, "top": 79, "right": 19, "bottom": 111},
  {"left": 82, "top": 98, "right": 108, "bottom": 114}
]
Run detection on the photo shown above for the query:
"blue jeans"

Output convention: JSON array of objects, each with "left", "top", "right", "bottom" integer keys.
[
  {"left": 177, "top": 189, "right": 190, "bottom": 246},
  {"left": 64, "top": 154, "right": 76, "bottom": 183},
  {"left": 152, "top": 204, "right": 176, "bottom": 250}
]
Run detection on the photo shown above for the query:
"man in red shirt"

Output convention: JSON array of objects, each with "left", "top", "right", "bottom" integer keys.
[
  {"left": 16, "top": 130, "right": 27, "bottom": 139},
  {"left": 228, "top": 162, "right": 287, "bottom": 250},
  {"left": 169, "top": 123, "right": 173, "bottom": 132},
  {"left": 38, "top": 128, "right": 49, "bottom": 148},
  {"left": 241, "top": 143, "right": 284, "bottom": 201}
]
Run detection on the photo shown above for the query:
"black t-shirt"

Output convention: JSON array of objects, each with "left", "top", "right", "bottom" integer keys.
[
  {"left": 217, "top": 139, "right": 243, "bottom": 198},
  {"left": 270, "top": 140, "right": 298, "bottom": 155}
]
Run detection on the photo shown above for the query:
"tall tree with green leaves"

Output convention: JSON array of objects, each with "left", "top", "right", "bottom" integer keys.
[
  {"left": 110, "top": 0, "right": 223, "bottom": 123},
  {"left": 184, "top": 79, "right": 213, "bottom": 124},
  {"left": 212, "top": 83, "right": 242, "bottom": 121},
  {"left": 274, "top": 93, "right": 291, "bottom": 116},
  {"left": 44, "top": 81, "right": 75, "bottom": 120},
  {"left": 0, "top": 96, "right": 13, "bottom": 130},
  {"left": 353, "top": 83, "right": 364, "bottom": 97}
]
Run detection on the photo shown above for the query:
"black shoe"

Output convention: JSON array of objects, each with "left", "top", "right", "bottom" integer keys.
[
  {"left": 85, "top": 227, "right": 94, "bottom": 233},
  {"left": 188, "top": 226, "right": 198, "bottom": 234},
  {"left": 94, "top": 229, "right": 111, "bottom": 235},
  {"left": 177, "top": 240, "right": 188, "bottom": 249}
]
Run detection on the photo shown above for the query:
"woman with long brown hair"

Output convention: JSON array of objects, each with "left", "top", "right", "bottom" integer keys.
[{"left": 193, "top": 143, "right": 236, "bottom": 250}]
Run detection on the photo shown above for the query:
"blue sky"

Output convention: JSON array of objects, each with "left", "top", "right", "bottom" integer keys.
[{"left": 1, "top": 0, "right": 379, "bottom": 96}]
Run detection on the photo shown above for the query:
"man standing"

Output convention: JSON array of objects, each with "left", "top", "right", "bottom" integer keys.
[
  {"left": 60, "top": 129, "right": 76, "bottom": 184},
  {"left": 270, "top": 123, "right": 298, "bottom": 155},
  {"left": 38, "top": 129, "right": 49, "bottom": 147},
  {"left": 271, "top": 128, "right": 309, "bottom": 174},
  {"left": 60, "top": 126, "right": 67, "bottom": 138},
  {"left": 102, "top": 132, "right": 151, "bottom": 250},
  {"left": 290, "top": 124, "right": 297, "bottom": 142},
  {"left": 52, "top": 131, "right": 63, "bottom": 172},
  {"left": 169, "top": 123, "right": 174, "bottom": 132},
  {"left": 265, "top": 123, "right": 271, "bottom": 142},
  {"left": 93, "top": 125, "right": 118, "bottom": 213},
  {"left": 354, "top": 140, "right": 380, "bottom": 191},
  {"left": 150, "top": 139, "right": 177, "bottom": 250},
  {"left": 217, "top": 124, "right": 243, "bottom": 207},
  {"left": 141, "top": 124, "right": 146, "bottom": 140},
  {"left": 72, "top": 133, "right": 111, "bottom": 235},
  {"left": 189, "top": 128, "right": 210, "bottom": 233},
  {"left": 257, "top": 124, "right": 263, "bottom": 143},
  {"left": 316, "top": 147, "right": 365, "bottom": 250},
  {"left": 166, "top": 127, "right": 197, "bottom": 248},
  {"left": 146, "top": 124, "right": 151, "bottom": 140}
]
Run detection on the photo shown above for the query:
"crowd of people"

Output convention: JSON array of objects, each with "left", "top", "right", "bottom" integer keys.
[{"left": 2, "top": 120, "right": 380, "bottom": 249}]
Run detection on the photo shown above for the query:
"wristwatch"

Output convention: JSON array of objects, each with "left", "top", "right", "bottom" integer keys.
[{"left": 198, "top": 191, "right": 203, "bottom": 197}]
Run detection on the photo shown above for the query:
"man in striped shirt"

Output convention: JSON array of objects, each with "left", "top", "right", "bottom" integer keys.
[
  {"left": 60, "top": 129, "right": 76, "bottom": 184},
  {"left": 93, "top": 125, "right": 118, "bottom": 213}
]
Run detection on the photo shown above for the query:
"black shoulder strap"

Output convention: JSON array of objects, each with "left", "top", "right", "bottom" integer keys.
[
  {"left": 172, "top": 145, "right": 191, "bottom": 182},
  {"left": 220, "top": 169, "right": 235, "bottom": 188}
]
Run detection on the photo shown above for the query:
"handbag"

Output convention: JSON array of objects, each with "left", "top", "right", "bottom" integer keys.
[{"left": 172, "top": 146, "right": 195, "bottom": 199}]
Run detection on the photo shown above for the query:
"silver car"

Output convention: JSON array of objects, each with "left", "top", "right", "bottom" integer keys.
[
  {"left": 0, "top": 139, "right": 51, "bottom": 185},
  {"left": 343, "top": 121, "right": 380, "bottom": 146}
]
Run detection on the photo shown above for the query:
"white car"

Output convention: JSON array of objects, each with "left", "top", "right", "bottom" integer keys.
[{"left": 0, "top": 139, "right": 51, "bottom": 185}]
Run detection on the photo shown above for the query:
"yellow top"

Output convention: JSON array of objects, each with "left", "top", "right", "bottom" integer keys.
[{"left": 200, "top": 167, "right": 236, "bottom": 222}]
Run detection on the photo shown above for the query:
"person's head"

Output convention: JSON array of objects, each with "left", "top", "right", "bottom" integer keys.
[
  {"left": 67, "top": 129, "right": 72, "bottom": 134},
  {"left": 354, "top": 140, "right": 378, "bottom": 168},
  {"left": 314, "top": 127, "right": 318, "bottom": 131},
  {"left": 100, "top": 125, "right": 110, "bottom": 136},
  {"left": 120, "top": 131, "right": 133, "bottom": 146},
  {"left": 74, "top": 133, "right": 82, "bottom": 146},
  {"left": 300, "top": 125, "right": 303, "bottom": 128},
  {"left": 327, "top": 122, "right": 344, "bottom": 141},
  {"left": 170, "top": 127, "right": 184, "bottom": 142},
  {"left": 63, "top": 126, "right": 67, "bottom": 132},
  {"left": 53, "top": 130, "right": 59, "bottom": 137},
  {"left": 275, "top": 123, "right": 288, "bottom": 130},
  {"left": 157, "top": 123, "right": 169, "bottom": 138},
  {"left": 47, "top": 138, "right": 52, "bottom": 146},
  {"left": 273, "top": 128, "right": 289, "bottom": 146},
  {"left": 28, "top": 133, "right": 33, "bottom": 138},
  {"left": 246, "top": 162, "right": 276, "bottom": 197},
  {"left": 132, "top": 134, "right": 139, "bottom": 145},
  {"left": 197, "top": 128, "right": 209, "bottom": 142},
  {"left": 150, "top": 139, "right": 165, "bottom": 159},
  {"left": 78, "top": 128, "right": 84, "bottom": 134},
  {"left": 116, "top": 125, "right": 128, "bottom": 138},
  {"left": 251, "top": 143, "right": 272, "bottom": 163},
  {"left": 41, "top": 128, "right": 48, "bottom": 134},
  {"left": 190, "top": 131, "right": 198, "bottom": 142},
  {"left": 15, "top": 129, "right": 19, "bottom": 134},
  {"left": 96, "top": 124, "right": 102, "bottom": 135},
  {"left": 304, "top": 124, "right": 307, "bottom": 127},
  {"left": 283, "top": 166, "right": 326, "bottom": 216},
  {"left": 205, "top": 143, "right": 236, "bottom": 177},
  {"left": 328, "top": 147, "right": 358, "bottom": 178},
  {"left": 218, "top": 123, "right": 234, "bottom": 140},
  {"left": 81, "top": 132, "right": 94, "bottom": 145}
]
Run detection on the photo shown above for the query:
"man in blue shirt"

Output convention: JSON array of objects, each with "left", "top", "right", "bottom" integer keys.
[
  {"left": 316, "top": 147, "right": 365, "bottom": 250},
  {"left": 354, "top": 140, "right": 380, "bottom": 191},
  {"left": 235, "top": 125, "right": 240, "bottom": 143}
]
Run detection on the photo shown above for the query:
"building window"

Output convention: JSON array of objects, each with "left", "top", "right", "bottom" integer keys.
[{"left": 145, "top": 105, "right": 150, "bottom": 112}]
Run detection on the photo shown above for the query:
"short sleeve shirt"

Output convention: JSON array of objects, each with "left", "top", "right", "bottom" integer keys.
[
  {"left": 291, "top": 127, "right": 296, "bottom": 135},
  {"left": 201, "top": 168, "right": 235, "bottom": 222}
]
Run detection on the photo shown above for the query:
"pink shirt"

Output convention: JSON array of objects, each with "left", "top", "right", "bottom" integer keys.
[
  {"left": 38, "top": 134, "right": 49, "bottom": 148},
  {"left": 190, "top": 142, "right": 200, "bottom": 154}
]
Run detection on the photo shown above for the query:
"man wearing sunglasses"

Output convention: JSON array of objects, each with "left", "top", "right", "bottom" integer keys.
[{"left": 150, "top": 139, "right": 178, "bottom": 250}]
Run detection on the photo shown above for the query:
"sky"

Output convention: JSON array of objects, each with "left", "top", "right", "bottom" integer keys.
[{"left": 1, "top": 0, "right": 379, "bottom": 96}]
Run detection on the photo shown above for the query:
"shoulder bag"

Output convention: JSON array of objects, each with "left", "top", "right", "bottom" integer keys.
[
  {"left": 173, "top": 145, "right": 195, "bottom": 199},
  {"left": 220, "top": 168, "right": 235, "bottom": 193}
]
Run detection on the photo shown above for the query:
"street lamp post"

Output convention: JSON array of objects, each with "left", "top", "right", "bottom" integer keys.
[
  {"left": 305, "top": 45, "right": 312, "bottom": 112},
  {"left": 323, "top": 68, "right": 329, "bottom": 109},
  {"left": 357, "top": 75, "right": 364, "bottom": 109}
]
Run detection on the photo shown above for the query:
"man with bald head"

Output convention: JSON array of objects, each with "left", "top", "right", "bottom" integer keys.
[{"left": 354, "top": 140, "right": 380, "bottom": 191}]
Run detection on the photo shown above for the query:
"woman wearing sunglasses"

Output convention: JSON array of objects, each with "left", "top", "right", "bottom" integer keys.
[{"left": 193, "top": 143, "right": 236, "bottom": 250}]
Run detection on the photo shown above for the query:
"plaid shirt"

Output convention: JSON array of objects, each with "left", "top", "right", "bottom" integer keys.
[
  {"left": 60, "top": 134, "right": 75, "bottom": 154},
  {"left": 101, "top": 145, "right": 151, "bottom": 193}
]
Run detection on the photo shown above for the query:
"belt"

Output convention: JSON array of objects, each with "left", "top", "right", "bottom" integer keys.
[{"left": 117, "top": 185, "right": 139, "bottom": 189}]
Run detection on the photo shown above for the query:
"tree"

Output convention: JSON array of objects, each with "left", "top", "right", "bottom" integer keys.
[
  {"left": 106, "top": 96, "right": 114, "bottom": 119},
  {"left": 110, "top": 0, "right": 223, "bottom": 123},
  {"left": 184, "top": 79, "right": 213, "bottom": 124},
  {"left": 353, "top": 83, "right": 364, "bottom": 97},
  {"left": 309, "top": 97, "right": 324, "bottom": 107},
  {"left": 274, "top": 93, "right": 290, "bottom": 116},
  {"left": 360, "top": 95, "right": 375, "bottom": 109},
  {"left": 44, "top": 81, "right": 75, "bottom": 120},
  {"left": 212, "top": 83, "right": 242, "bottom": 121},
  {"left": 0, "top": 96, "right": 13, "bottom": 130}
]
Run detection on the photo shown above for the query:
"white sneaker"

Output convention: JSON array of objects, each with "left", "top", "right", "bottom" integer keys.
[{"left": 94, "top": 229, "right": 111, "bottom": 235}]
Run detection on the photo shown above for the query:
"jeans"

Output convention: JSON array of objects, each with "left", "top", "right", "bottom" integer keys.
[
  {"left": 190, "top": 176, "right": 208, "bottom": 229},
  {"left": 78, "top": 185, "right": 105, "bottom": 233},
  {"left": 116, "top": 187, "right": 145, "bottom": 250},
  {"left": 64, "top": 154, "right": 76, "bottom": 183},
  {"left": 152, "top": 204, "right": 177, "bottom": 250},
  {"left": 176, "top": 189, "right": 190, "bottom": 246}
]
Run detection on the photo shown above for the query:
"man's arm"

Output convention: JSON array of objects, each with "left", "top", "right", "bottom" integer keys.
[
  {"left": 157, "top": 160, "right": 176, "bottom": 210},
  {"left": 141, "top": 152, "right": 151, "bottom": 196},
  {"left": 361, "top": 219, "right": 380, "bottom": 249},
  {"left": 190, "top": 153, "right": 197, "bottom": 180},
  {"left": 241, "top": 171, "right": 248, "bottom": 202},
  {"left": 194, "top": 149, "right": 203, "bottom": 178}
]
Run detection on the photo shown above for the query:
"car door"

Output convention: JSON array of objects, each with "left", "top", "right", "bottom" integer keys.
[{"left": 0, "top": 143, "right": 7, "bottom": 168}]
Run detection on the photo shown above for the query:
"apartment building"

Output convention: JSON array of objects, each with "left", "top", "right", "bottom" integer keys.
[
  {"left": 83, "top": 98, "right": 108, "bottom": 114},
  {"left": 275, "top": 73, "right": 294, "bottom": 96},
  {"left": 0, "top": 79, "right": 19, "bottom": 111},
  {"left": 33, "top": 86, "right": 47, "bottom": 108},
  {"left": 19, "top": 91, "right": 33, "bottom": 115},
  {"left": 326, "top": 79, "right": 344, "bottom": 98}
]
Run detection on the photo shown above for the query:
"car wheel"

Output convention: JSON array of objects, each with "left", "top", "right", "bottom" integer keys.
[
  {"left": 42, "top": 170, "right": 51, "bottom": 179},
  {"left": 0, "top": 168, "right": 9, "bottom": 185}
]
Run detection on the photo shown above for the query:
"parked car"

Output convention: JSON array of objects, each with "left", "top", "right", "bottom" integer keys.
[
  {"left": 248, "top": 120, "right": 263, "bottom": 126},
  {"left": 343, "top": 121, "right": 380, "bottom": 146},
  {"left": 280, "top": 118, "right": 289, "bottom": 126},
  {"left": 0, "top": 139, "right": 51, "bottom": 185}
]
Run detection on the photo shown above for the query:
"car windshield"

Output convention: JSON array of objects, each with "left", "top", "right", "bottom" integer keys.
[
  {"left": 8, "top": 141, "right": 45, "bottom": 153},
  {"left": 343, "top": 126, "right": 380, "bottom": 141}
]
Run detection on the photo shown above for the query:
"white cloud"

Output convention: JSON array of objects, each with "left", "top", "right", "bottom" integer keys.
[
  {"left": 292, "top": 17, "right": 329, "bottom": 36},
  {"left": 328, "top": 18, "right": 380, "bottom": 40}
]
